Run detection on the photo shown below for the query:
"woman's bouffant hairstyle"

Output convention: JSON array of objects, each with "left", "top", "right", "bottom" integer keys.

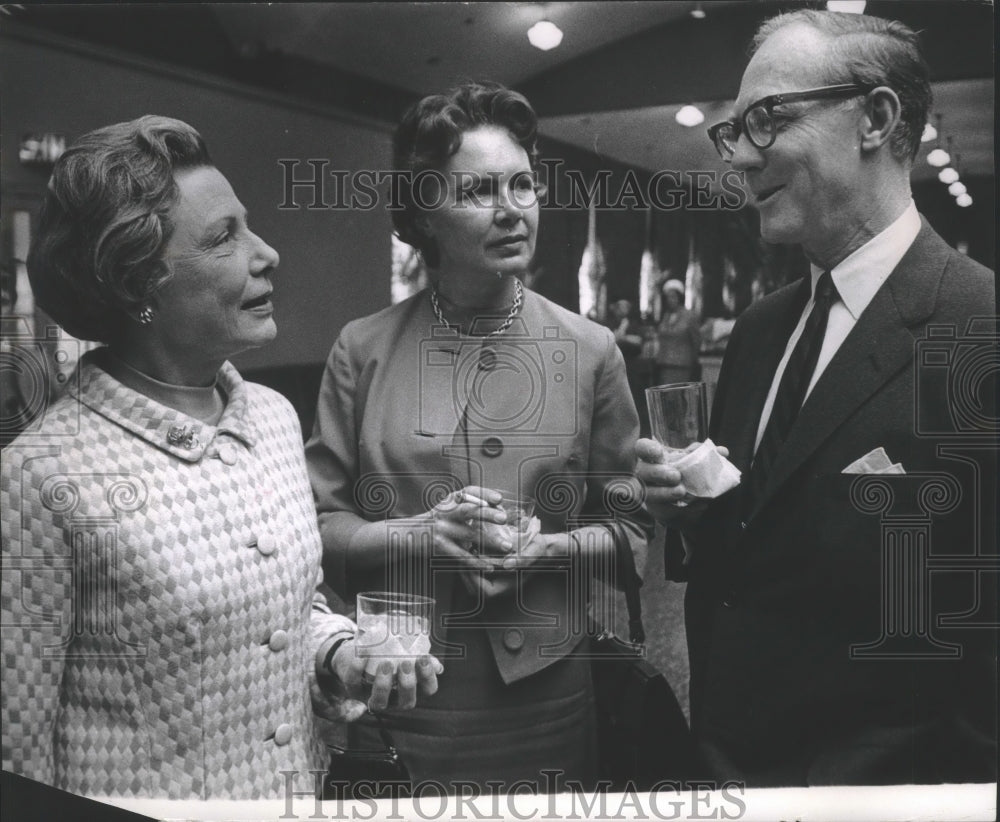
[
  {"left": 27, "top": 115, "right": 212, "bottom": 343},
  {"left": 391, "top": 81, "right": 539, "bottom": 268}
]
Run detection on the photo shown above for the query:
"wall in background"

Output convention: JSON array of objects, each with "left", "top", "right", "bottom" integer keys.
[
  {"left": 1, "top": 28, "right": 393, "bottom": 371},
  {"left": 3, "top": 25, "right": 993, "bottom": 381},
  {"left": 913, "top": 176, "right": 995, "bottom": 272}
]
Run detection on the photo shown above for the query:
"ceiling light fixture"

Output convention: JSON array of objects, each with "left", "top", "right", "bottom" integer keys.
[
  {"left": 528, "top": 20, "right": 563, "bottom": 51},
  {"left": 955, "top": 193, "right": 972, "bottom": 207},
  {"left": 926, "top": 148, "right": 950, "bottom": 167},
  {"left": 690, "top": 3, "right": 706, "bottom": 19},
  {"left": 927, "top": 131, "right": 951, "bottom": 168},
  {"left": 921, "top": 121, "right": 937, "bottom": 143},
  {"left": 937, "top": 167, "right": 959, "bottom": 184},
  {"left": 675, "top": 105, "right": 705, "bottom": 127},
  {"left": 948, "top": 181, "right": 967, "bottom": 197},
  {"left": 827, "top": 1, "right": 866, "bottom": 12}
]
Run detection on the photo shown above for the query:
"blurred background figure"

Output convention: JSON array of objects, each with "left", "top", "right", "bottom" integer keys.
[
  {"left": 606, "top": 297, "right": 648, "bottom": 436},
  {"left": 652, "top": 278, "right": 702, "bottom": 385}
]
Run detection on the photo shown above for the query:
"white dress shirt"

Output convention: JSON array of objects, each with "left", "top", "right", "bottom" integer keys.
[{"left": 753, "top": 200, "right": 922, "bottom": 454}]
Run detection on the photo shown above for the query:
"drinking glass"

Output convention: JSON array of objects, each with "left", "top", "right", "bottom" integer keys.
[
  {"left": 645, "top": 382, "right": 708, "bottom": 457},
  {"left": 355, "top": 592, "right": 434, "bottom": 679},
  {"left": 481, "top": 491, "right": 536, "bottom": 554}
]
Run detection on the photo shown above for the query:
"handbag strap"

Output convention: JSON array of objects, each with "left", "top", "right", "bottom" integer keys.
[
  {"left": 610, "top": 520, "right": 645, "bottom": 645},
  {"left": 331, "top": 712, "right": 399, "bottom": 758}
]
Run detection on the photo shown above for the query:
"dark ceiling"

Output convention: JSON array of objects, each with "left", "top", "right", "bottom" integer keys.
[{"left": 7, "top": 2, "right": 994, "bottom": 180}]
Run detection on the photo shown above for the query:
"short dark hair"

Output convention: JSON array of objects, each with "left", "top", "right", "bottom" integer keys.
[
  {"left": 391, "top": 81, "right": 539, "bottom": 268},
  {"left": 752, "top": 10, "right": 931, "bottom": 162},
  {"left": 27, "top": 115, "right": 212, "bottom": 342}
]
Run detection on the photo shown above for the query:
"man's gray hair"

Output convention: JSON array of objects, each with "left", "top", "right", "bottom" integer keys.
[{"left": 753, "top": 9, "right": 932, "bottom": 163}]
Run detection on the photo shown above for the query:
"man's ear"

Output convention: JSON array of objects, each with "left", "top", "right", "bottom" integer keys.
[{"left": 860, "top": 86, "right": 902, "bottom": 152}]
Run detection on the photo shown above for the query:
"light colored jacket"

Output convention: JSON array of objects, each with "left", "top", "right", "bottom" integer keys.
[
  {"left": 306, "top": 287, "right": 652, "bottom": 684},
  {"left": 1, "top": 351, "right": 354, "bottom": 798}
]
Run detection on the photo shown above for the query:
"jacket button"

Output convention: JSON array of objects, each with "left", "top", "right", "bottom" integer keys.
[
  {"left": 255, "top": 533, "right": 276, "bottom": 556},
  {"left": 482, "top": 436, "right": 504, "bottom": 457},
  {"left": 740, "top": 520, "right": 748, "bottom": 531},
  {"left": 722, "top": 592, "right": 738, "bottom": 608},
  {"left": 274, "top": 723, "right": 293, "bottom": 746},
  {"left": 503, "top": 628, "right": 524, "bottom": 651},
  {"left": 217, "top": 443, "right": 238, "bottom": 465},
  {"left": 269, "top": 629, "right": 289, "bottom": 652}
]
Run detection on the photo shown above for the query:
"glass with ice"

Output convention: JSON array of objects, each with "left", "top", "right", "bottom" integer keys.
[
  {"left": 355, "top": 592, "right": 433, "bottom": 681},
  {"left": 481, "top": 492, "right": 536, "bottom": 555}
]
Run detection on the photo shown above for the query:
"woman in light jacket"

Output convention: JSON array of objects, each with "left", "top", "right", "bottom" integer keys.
[{"left": 0, "top": 116, "right": 439, "bottom": 799}]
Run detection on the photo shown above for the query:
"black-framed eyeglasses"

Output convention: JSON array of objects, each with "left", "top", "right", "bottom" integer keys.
[{"left": 707, "top": 84, "right": 874, "bottom": 161}]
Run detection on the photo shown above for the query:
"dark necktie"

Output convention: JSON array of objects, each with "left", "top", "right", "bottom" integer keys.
[{"left": 746, "top": 271, "right": 838, "bottom": 513}]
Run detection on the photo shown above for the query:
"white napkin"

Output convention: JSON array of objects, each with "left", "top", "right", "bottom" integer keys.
[
  {"left": 842, "top": 447, "right": 906, "bottom": 475},
  {"left": 671, "top": 438, "right": 742, "bottom": 498}
]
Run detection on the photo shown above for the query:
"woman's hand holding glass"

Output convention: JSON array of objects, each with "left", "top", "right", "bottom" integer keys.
[
  {"left": 425, "top": 487, "right": 548, "bottom": 598},
  {"left": 326, "top": 636, "right": 443, "bottom": 715},
  {"left": 425, "top": 486, "right": 513, "bottom": 565}
]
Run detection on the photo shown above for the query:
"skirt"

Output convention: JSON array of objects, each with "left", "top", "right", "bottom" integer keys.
[{"left": 352, "top": 610, "right": 597, "bottom": 794}]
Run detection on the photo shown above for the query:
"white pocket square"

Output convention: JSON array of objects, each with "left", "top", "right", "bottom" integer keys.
[{"left": 842, "top": 447, "right": 905, "bottom": 475}]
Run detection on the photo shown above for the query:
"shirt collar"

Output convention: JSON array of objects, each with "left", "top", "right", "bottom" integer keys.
[
  {"left": 810, "top": 200, "right": 921, "bottom": 320},
  {"left": 70, "top": 349, "right": 258, "bottom": 462}
]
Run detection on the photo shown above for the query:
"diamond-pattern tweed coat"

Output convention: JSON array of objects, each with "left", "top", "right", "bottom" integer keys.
[{"left": 2, "top": 351, "right": 354, "bottom": 798}]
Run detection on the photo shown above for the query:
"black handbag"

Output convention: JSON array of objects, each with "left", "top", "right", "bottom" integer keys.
[
  {"left": 590, "top": 523, "right": 698, "bottom": 790},
  {"left": 324, "top": 712, "right": 412, "bottom": 800}
]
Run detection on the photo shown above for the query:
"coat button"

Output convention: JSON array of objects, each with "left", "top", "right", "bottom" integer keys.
[
  {"left": 274, "top": 723, "right": 293, "bottom": 746},
  {"left": 217, "top": 443, "right": 238, "bottom": 465},
  {"left": 722, "top": 592, "right": 738, "bottom": 608},
  {"left": 503, "top": 628, "right": 524, "bottom": 651},
  {"left": 740, "top": 520, "right": 748, "bottom": 531},
  {"left": 255, "top": 533, "right": 277, "bottom": 556},
  {"left": 269, "top": 629, "right": 289, "bottom": 652},
  {"left": 482, "top": 436, "right": 504, "bottom": 457}
]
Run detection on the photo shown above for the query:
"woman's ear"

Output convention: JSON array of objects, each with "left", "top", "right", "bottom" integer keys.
[{"left": 860, "top": 86, "right": 902, "bottom": 153}]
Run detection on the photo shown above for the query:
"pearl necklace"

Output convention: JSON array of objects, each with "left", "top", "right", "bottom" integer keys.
[{"left": 430, "top": 279, "right": 524, "bottom": 339}]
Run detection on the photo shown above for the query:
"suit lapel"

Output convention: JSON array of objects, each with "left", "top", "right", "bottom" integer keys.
[
  {"left": 751, "top": 221, "right": 949, "bottom": 517},
  {"left": 414, "top": 325, "right": 466, "bottom": 437}
]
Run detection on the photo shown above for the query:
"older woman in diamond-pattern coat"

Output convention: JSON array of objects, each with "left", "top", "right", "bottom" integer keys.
[{"left": 1, "top": 116, "right": 440, "bottom": 799}]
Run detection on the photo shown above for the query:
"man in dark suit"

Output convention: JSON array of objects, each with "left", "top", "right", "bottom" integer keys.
[{"left": 637, "top": 9, "right": 996, "bottom": 785}]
